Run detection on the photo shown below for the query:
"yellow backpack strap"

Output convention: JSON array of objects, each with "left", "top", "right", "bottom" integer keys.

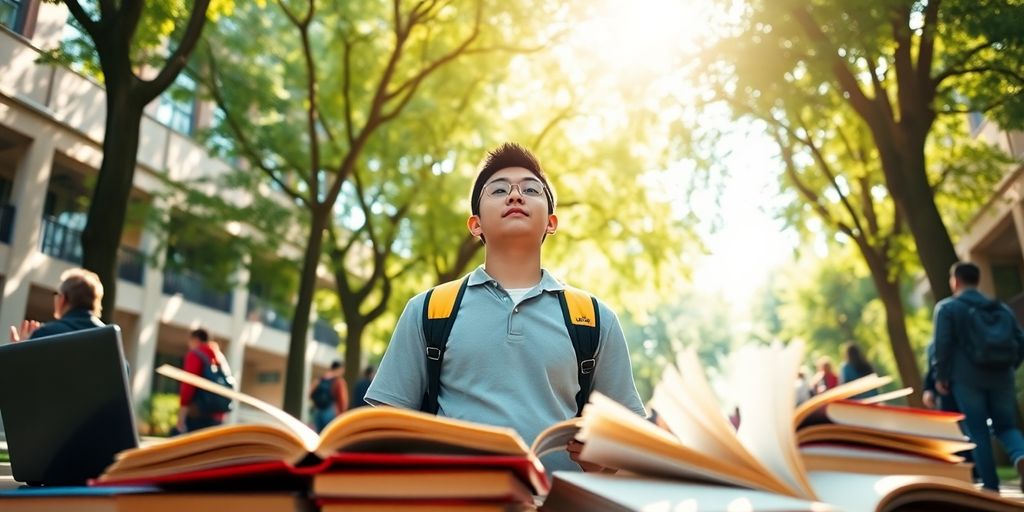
[
  {"left": 557, "top": 285, "right": 601, "bottom": 416},
  {"left": 419, "top": 276, "right": 470, "bottom": 414}
]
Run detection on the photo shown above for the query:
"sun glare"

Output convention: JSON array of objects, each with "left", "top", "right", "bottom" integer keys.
[{"left": 571, "top": 0, "right": 717, "bottom": 77}]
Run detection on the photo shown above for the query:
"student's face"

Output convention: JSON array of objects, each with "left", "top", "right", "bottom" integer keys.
[{"left": 468, "top": 167, "right": 557, "bottom": 244}]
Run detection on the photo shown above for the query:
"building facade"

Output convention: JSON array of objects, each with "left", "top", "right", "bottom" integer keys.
[
  {"left": 0, "top": 2, "right": 340, "bottom": 428},
  {"left": 958, "top": 119, "right": 1024, "bottom": 315}
]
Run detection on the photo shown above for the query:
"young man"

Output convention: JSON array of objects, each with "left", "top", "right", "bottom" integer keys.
[
  {"left": 8, "top": 268, "right": 105, "bottom": 342},
  {"left": 310, "top": 360, "right": 348, "bottom": 432},
  {"left": 177, "top": 328, "right": 233, "bottom": 433},
  {"left": 365, "top": 143, "right": 645, "bottom": 473},
  {"left": 932, "top": 261, "right": 1024, "bottom": 492}
]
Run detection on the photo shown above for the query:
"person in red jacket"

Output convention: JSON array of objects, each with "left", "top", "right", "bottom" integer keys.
[{"left": 177, "top": 328, "right": 232, "bottom": 433}]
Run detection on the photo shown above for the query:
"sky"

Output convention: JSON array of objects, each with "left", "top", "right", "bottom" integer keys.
[{"left": 688, "top": 131, "right": 798, "bottom": 309}]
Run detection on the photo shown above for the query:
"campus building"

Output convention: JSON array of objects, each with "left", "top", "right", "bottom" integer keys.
[
  {"left": 957, "top": 117, "right": 1024, "bottom": 316},
  {"left": 0, "top": 2, "right": 339, "bottom": 427}
]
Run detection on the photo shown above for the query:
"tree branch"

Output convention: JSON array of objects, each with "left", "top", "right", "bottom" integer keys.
[
  {"left": 791, "top": 5, "right": 875, "bottom": 121},
  {"left": 204, "top": 46, "right": 310, "bottom": 207},
  {"left": 64, "top": 0, "right": 99, "bottom": 36},
  {"left": 139, "top": 0, "right": 212, "bottom": 103},
  {"left": 932, "top": 40, "right": 996, "bottom": 86},
  {"left": 916, "top": 0, "right": 941, "bottom": 87}
]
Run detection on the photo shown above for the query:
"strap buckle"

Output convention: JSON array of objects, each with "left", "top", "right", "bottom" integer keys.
[
  {"left": 580, "top": 358, "right": 596, "bottom": 375},
  {"left": 426, "top": 347, "right": 442, "bottom": 361}
]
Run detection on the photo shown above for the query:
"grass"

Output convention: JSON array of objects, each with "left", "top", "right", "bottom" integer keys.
[
  {"left": 998, "top": 465, "right": 1019, "bottom": 483},
  {"left": 0, "top": 452, "right": 7, "bottom": 463}
]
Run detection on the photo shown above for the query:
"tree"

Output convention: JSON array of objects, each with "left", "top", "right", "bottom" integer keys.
[
  {"left": 705, "top": 0, "right": 1024, "bottom": 302},
  {"left": 201, "top": 0, "right": 566, "bottom": 416},
  {"left": 52, "top": 0, "right": 216, "bottom": 321}
]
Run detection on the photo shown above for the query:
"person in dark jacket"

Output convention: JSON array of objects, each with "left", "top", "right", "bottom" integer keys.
[
  {"left": 349, "top": 365, "right": 375, "bottom": 409},
  {"left": 8, "top": 268, "right": 104, "bottom": 341},
  {"left": 933, "top": 261, "right": 1024, "bottom": 492}
]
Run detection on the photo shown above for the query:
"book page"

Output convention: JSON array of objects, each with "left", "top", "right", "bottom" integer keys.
[
  {"left": 316, "top": 406, "right": 531, "bottom": 459},
  {"left": 808, "top": 471, "right": 1023, "bottom": 512},
  {"left": 793, "top": 374, "right": 892, "bottom": 427},
  {"left": 578, "top": 393, "right": 787, "bottom": 492},
  {"left": 157, "top": 364, "right": 321, "bottom": 451},
  {"left": 733, "top": 342, "right": 816, "bottom": 499},
  {"left": 530, "top": 418, "right": 581, "bottom": 458},
  {"left": 648, "top": 348, "right": 796, "bottom": 496},
  {"left": 858, "top": 387, "right": 912, "bottom": 404},
  {"left": 547, "top": 472, "right": 838, "bottom": 512}
]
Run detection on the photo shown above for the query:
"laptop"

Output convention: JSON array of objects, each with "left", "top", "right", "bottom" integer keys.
[{"left": 0, "top": 325, "right": 139, "bottom": 485}]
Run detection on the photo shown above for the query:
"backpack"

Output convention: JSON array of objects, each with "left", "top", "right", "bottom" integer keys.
[
  {"left": 419, "top": 276, "right": 600, "bottom": 417},
  {"left": 311, "top": 377, "right": 336, "bottom": 409},
  {"left": 959, "top": 297, "right": 1020, "bottom": 367},
  {"left": 190, "top": 349, "right": 235, "bottom": 414}
]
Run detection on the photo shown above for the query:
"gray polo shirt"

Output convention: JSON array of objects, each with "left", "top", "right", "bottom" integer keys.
[{"left": 365, "top": 266, "right": 645, "bottom": 472}]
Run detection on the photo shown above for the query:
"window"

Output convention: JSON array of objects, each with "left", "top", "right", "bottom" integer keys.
[
  {"left": 155, "top": 73, "right": 197, "bottom": 135},
  {"left": 968, "top": 112, "right": 985, "bottom": 135},
  {"left": 0, "top": 0, "right": 23, "bottom": 32}
]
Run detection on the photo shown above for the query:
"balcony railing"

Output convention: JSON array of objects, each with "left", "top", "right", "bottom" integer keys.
[
  {"left": 0, "top": 204, "right": 13, "bottom": 244},
  {"left": 39, "top": 216, "right": 145, "bottom": 284},
  {"left": 313, "top": 319, "right": 340, "bottom": 347},
  {"left": 162, "top": 268, "right": 233, "bottom": 313},
  {"left": 246, "top": 295, "right": 292, "bottom": 332},
  {"left": 117, "top": 246, "right": 145, "bottom": 285}
]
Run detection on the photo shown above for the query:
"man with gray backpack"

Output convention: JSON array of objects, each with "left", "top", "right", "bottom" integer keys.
[{"left": 932, "top": 261, "right": 1024, "bottom": 493}]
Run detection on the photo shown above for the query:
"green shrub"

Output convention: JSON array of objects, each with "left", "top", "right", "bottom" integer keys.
[{"left": 139, "top": 393, "right": 180, "bottom": 437}]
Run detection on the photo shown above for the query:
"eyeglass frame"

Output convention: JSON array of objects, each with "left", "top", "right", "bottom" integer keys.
[{"left": 479, "top": 177, "right": 549, "bottom": 200}]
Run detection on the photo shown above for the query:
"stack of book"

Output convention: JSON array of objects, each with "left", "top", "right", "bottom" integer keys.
[
  {"left": 0, "top": 364, "right": 551, "bottom": 511},
  {"left": 541, "top": 342, "right": 1022, "bottom": 512},
  {"left": 796, "top": 395, "right": 973, "bottom": 481},
  {"left": 95, "top": 365, "right": 548, "bottom": 511}
]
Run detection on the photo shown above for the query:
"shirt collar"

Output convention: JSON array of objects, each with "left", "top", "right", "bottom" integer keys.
[
  {"left": 467, "top": 265, "right": 565, "bottom": 292},
  {"left": 62, "top": 308, "right": 95, "bottom": 318}
]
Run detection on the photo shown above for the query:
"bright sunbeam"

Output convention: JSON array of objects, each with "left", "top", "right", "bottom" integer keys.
[{"left": 570, "top": 0, "right": 718, "bottom": 79}]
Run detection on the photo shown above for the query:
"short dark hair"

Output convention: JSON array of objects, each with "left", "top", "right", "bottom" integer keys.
[
  {"left": 330, "top": 360, "right": 342, "bottom": 370},
  {"left": 191, "top": 328, "right": 210, "bottom": 342},
  {"left": 59, "top": 268, "right": 103, "bottom": 314},
  {"left": 470, "top": 142, "right": 555, "bottom": 216},
  {"left": 951, "top": 261, "right": 980, "bottom": 286}
]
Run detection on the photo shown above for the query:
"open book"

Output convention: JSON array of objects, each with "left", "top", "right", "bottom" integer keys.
[
  {"left": 544, "top": 342, "right": 1022, "bottom": 511},
  {"left": 96, "top": 365, "right": 551, "bottom": 495}
]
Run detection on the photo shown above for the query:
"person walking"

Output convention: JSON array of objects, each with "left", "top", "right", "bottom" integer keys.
[
  {"left": 349, "top": 365, "right": 375, "bottom": 409},
  {"left": 839, "top": 342, "right": 878, "bottom": 399},
  {"left": 932, "top": 261, "right": 1024, "bottom": 493},
  {"left": 310, "top": 361, "right": 348, "bottom": 432},
  {"left": 177, "top": 328, "right": 234, "bottom": 433}
]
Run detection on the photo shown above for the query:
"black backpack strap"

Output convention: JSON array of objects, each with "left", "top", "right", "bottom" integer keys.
[
  {"left": 419, "top": 276, "right": 470, "bottom": 414},
  {"left": 558, "top": 286, "right": 600, "bottom": 416}
]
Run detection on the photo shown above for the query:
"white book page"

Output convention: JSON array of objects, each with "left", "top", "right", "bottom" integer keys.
[
  {"left": 807, "top": 471, "right": 1023, "bottom": 512},
  {"left": 550, "top": 472, "right": 838, "bottom": 512},
  {"left": 157, "top": 364, "right": 321, "bottom": 452},
  {"left": 649, "top": 348, "right": 796, "bottom": 496},
  {"left": 733, "top": 342, "right": 816, "bottom": 499}
]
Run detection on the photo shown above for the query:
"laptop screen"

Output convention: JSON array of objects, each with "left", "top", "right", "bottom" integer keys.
[{"left": 0, "top": 325, "right": 139, "bottom": 485}]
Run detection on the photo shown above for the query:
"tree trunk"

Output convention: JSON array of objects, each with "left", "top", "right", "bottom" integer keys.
[
  {"left": 81, "top": 75, "right": 143, "bottom": 323},
  {"left": 868, "top": 119, "right": 956, "bottom": 303},
  {"left": 894, "top": 144, "right": 957, "bottom": 302},
  {"left": 283, "top": 208, "right": 329, "bottom": 416},
  {"left": 874, "top": 276, "right": 923, "bottom": 407}
]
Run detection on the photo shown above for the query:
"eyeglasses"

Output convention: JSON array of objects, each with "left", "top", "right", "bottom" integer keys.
[{"left": 481, "top": 178, "right": 546, "bottom": 199}]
